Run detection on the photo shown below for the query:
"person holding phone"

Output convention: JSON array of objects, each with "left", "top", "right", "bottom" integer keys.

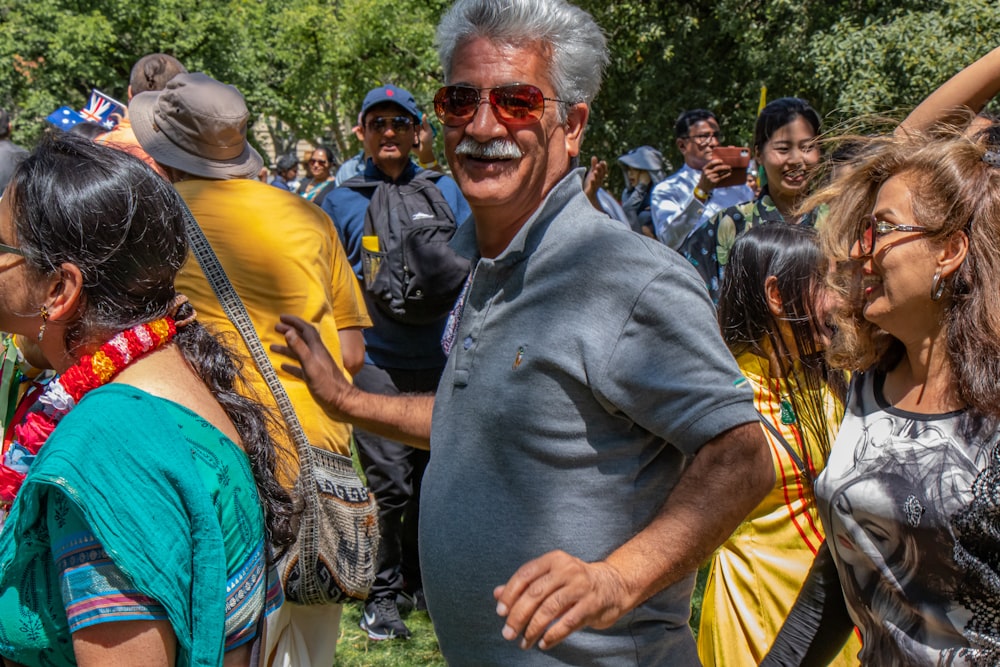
[
  {"left": 650, "top": 109, "right": 754, "bottom": 249},
  {"left": 680, "top": 98, "right": 822, "bottom": 303}
]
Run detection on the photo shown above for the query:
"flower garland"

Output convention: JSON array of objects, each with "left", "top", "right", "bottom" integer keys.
[{"left": 0, "top": 317, "right": 176, "bottom": 508}]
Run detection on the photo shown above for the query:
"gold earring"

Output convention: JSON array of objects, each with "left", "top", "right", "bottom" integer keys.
[{"left": 37, "top": 305, "right": 48, "bottom": 342}]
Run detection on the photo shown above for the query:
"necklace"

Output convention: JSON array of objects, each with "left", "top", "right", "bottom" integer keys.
[
  {"left": 0, "top": 317, "right": 176, "bottom": 507},
  {"left": 779, "top": 398, "right": 797, "bottom": 425}
]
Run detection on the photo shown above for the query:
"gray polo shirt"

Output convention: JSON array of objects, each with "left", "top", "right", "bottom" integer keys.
[{"left": 420, "top": 168, "right": 758, "bottom": 666}]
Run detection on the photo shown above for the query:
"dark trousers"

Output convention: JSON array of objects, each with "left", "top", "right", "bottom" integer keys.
[{"left": 353, "top": 363, "right": 441, "bottom": 600}]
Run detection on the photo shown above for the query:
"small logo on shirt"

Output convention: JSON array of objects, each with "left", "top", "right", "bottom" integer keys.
[
  {"left": 513, "top": 346, "right": 525, "bottom": 369},
  {"left": 412, "top": 212, "right": 435, "bottom": 221}
]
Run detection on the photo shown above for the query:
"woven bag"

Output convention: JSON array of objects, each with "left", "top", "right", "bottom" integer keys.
[{"left": 179, "top": 198, "right": 379, "bottom": 605}]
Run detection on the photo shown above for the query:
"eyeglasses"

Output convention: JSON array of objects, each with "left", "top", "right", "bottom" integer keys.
[
  {"left": 433, "top": 84, "right": 568, "bottom": 128},
  {"left": 365, "top": 116, "right": 415, "bottom": 134},
  {"left": 683, "top": 132, "right": 722, "bottom": 146},
  {"left": 856, "top": 214, "right": 930, "bottom": 256},
  {"left": 0, "top": 242, "right": 23, "bottom": 257},
  {"left": 308, "top": 158, "right": 329, "bottom": 166}
]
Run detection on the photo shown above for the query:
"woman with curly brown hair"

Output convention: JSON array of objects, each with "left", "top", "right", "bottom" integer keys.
[{"left": 764, "top": 121, "right": 1000, "bottom": 665}]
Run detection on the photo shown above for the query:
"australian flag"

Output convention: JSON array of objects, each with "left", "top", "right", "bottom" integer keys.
[
  {"left": 46, "top": 89, "right": 126, "bottom": 132},
  {"left": 79, "top": 89, "right": 126, "bottom": 129}
]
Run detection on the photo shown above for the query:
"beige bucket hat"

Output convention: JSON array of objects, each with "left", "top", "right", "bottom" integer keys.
[{"left": 130, "top": 72, "right": 262, "bottom": 180}]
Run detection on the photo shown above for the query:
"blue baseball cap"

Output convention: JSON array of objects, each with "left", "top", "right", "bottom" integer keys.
[{"left": 360, "top": 84, "right": 421, "bottom": 121}]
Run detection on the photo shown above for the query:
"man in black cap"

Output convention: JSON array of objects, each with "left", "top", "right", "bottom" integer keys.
[
  {"left": 322, "top": 84, "right": 471, "bottom": 641},
  {"left": 0, "top": 109, "right": 28, "bottom": 192}
]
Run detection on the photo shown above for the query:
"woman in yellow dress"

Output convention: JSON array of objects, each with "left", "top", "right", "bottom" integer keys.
[{"left": 697, "top": 223, "right": 861, "bottom": 665}]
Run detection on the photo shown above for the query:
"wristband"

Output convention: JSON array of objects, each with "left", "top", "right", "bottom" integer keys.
[
  {"left": 418, "top": 158, "right": 439, "bottom": 169},
  {"left": 693, "top": 186, "right": 709, "bottom": 203}
]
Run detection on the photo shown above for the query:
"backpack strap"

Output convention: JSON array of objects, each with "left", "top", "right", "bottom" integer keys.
[
  {"left": 415, "top": 169, "right": 445, "bottom": 184},
  {"left": 361, "top": 180, "right": 391, "bottom": 238},
  {"left": 340, "top": 172, "right": 381, "bottom": 191},
  {"left": 756, "top": 410, "right": 809, "bottom": 481}
]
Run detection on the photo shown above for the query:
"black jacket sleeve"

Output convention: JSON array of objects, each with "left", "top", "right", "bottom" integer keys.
[{"left": 760, "top": 540, "right": 858, "bottom": 666}]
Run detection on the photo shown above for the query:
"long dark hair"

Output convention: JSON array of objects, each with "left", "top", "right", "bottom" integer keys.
[
  {"left": 8, "top": 133, "right": 294, "bottom": 547},
  {"left": 718, "top": 224, "right": 846, "bottom": 464}
]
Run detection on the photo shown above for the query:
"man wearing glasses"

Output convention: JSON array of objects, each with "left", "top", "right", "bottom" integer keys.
[
  {"left": 321, "top": 84, "right": 470, "bottom": 642},
  {"left": 277, "top": 1, "right": 772, "bottom": 664},
  {"left": 650, "top": 109, "right": 754, "bottom": 249}
]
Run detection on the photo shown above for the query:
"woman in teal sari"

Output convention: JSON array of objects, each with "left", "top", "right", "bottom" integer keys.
[{"left": 0, "top": 135, "right": 293, "bottom": 666}]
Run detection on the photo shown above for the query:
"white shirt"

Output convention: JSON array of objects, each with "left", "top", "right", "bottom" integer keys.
[{"left": 650, "top": 163, "right": 753, "bottom": 249}]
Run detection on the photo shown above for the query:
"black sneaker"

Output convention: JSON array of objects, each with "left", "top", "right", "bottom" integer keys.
[
  {"left": 396, "top": 588, "right": 428, "bottom": 614},
  {"left": 359, "top": 597, "right": 412, "bottom": 640}
]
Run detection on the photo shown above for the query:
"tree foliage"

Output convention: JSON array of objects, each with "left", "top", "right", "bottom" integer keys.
[
  {"left": 1, "top": 0, "right": 998, "bottom": 184},
  {"left": 253, "top": 0, "right": 446, "bottom": 160},
  {"left": 580, "top": 0, "right": 1000, "bottom": 192},
  {"left": 0, "top": 0, "right": 447, "bottom": 162}
]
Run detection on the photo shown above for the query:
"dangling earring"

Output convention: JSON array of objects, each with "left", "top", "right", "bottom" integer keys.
[
  {"left": 930, "top": 268, "right": 947, "bottom": 301},
  {"left": 37, "top": 305, "right": 49, "bottom": 342}
]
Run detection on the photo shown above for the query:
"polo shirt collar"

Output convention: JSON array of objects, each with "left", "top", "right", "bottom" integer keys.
[{"left": 451, "top": 167, "right": 586, "bottom": 264}]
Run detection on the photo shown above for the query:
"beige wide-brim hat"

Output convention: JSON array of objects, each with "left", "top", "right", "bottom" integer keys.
[{"left": 130, "top": 72, "right": 263, "bottom": 180}]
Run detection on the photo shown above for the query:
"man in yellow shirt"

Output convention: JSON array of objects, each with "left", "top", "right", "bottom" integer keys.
[{"left": 130, "top": 71, "right": 370, "bottom": 667}]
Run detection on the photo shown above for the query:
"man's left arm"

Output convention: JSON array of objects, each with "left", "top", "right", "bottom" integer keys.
[
  {"left": 495, "top": 420, "right": 771, "bottom": 650},
  {"left": 495, "top": 257, "right": 773, "bottom": 651}
]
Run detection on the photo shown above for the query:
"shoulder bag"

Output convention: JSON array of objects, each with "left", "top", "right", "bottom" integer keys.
[{"left": 178, "top": 198, "right": 379, "bottom": 606}]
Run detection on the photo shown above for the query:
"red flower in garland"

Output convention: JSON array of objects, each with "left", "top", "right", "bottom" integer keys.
[
  {"left": 58, "top": 362, "right": 100, "bottom": 399},
  {"left": 0, "top": 316, "right": 176, "bottom": 508}
]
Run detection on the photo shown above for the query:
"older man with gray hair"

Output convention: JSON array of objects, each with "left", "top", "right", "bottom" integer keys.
[{"left": 275, "top": 0, "right": 773, "bottom": 664}]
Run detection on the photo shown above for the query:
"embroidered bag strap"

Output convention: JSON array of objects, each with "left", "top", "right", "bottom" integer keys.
[
  {"left": 177, "top": 197, "right": 379, "bottom": 608},
  {"left": 756, "top": 409, "right": 809, "bottom": 479}
]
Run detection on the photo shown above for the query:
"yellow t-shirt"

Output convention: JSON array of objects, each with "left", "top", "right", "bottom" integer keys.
[
  {"left": 698, "top": 351, "right": 861, "bottom": 666},
  {"left": 174, "top": 179, "right": 370, "bottom": 465}
]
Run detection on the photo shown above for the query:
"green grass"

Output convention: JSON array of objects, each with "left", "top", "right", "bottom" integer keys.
[
  {"left": 690, "top": 562, "right": 709, "bottom": 639},
  {"left": 331, "top": 572, "right": 706, "bottom": 665},
  {"left": 335, "top": 442, "right": 446, "bottom": 664},
  {"left": 334, "top": 601, "right": 446, "bottom": 667}
]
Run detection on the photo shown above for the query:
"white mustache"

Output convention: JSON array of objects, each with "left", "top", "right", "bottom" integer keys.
[{"left": 454, "top": 137, "right": 522, "bottom": 160}]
